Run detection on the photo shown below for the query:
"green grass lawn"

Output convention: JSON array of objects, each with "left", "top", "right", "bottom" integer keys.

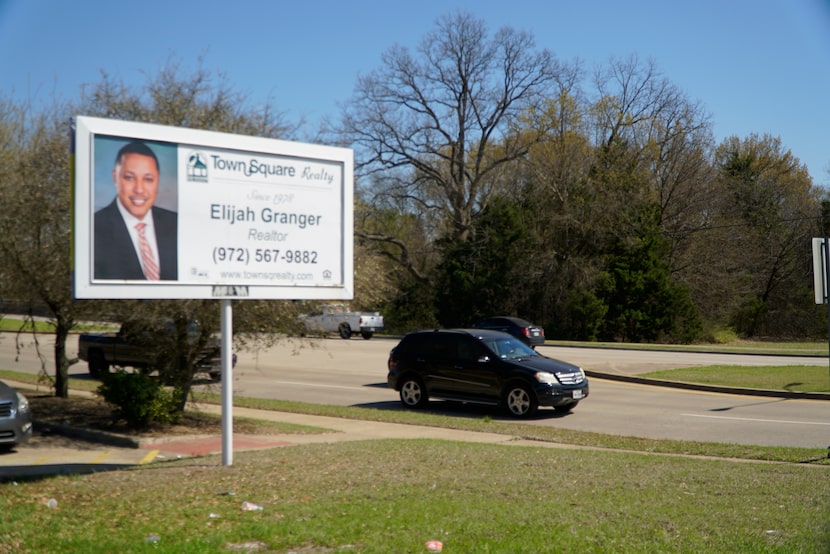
[
  {"left": 641, "top": 365, "right": 830, "bottom": 393},
  {"left": 1, "top": 439, "right": 827, "bottom": 552},
  {"left": 547, "top": 339, "right": 830, "bottom": 356},
  {"left": 0, "top": 318, "right": 56, "bottom": 332},
  {"left": 2, "top": 340, "right": 829, "bottom": 551},
  {"left": 0, "top": 318, "right": 110, "bottom": 333}
]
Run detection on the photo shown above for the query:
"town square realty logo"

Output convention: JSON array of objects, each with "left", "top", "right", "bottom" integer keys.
[{"left": 187, "top": 151, "right": 208, "bottom": 182}]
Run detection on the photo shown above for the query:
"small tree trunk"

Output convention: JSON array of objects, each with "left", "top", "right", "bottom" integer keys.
[{"left": 53, "top": 318, "right": 72, "bottom": 398}]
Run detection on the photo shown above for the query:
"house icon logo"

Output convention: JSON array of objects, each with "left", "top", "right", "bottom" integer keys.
[
  {"left": 186, "top": 151, "right": 208, "bottom": 182},
  {"left": 322, "top": 270, "right": 332, "bottom": 280}
]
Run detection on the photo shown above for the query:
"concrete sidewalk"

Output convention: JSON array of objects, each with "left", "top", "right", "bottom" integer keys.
[{"left": 132, "top": 403, "right": 585, "bottom": 459}]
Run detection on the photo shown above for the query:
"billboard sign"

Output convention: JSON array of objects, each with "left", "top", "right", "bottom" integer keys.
[{"left": 73, "top": 116, "right": 353, "bottom": 300}]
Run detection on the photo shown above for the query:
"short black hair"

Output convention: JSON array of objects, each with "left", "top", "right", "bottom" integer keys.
[{"left": 114, "top": 141, "right": 159, "bottom": 173}]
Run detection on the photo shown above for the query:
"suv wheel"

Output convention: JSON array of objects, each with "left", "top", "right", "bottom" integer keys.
[
  {"left": 399, "top": 376, "right": 428, "bottom": 409},
  {"left": 503, "top": 384, "right": 537, "bottom": 418}
]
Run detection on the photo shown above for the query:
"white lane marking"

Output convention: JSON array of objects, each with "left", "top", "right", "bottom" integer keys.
[{"left": 682, "top": 413, "right": 830, "bottom": 426}]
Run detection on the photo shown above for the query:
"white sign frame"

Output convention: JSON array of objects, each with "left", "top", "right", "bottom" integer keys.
[
  {"left": 72, "top": 116, "right": 353, "bottom": 300},
  {"left": 813, "top": 237, "right": 828, "bottom": 305}
]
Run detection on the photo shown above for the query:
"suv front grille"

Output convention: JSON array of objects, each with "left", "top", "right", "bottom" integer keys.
[{"left": 555, "top": 371, "right": 585, "bottom": 385}]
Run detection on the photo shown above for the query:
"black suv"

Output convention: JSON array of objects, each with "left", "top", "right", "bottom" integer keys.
[{"left": 387, "top": 329, "right": 588, "bottom": 417}]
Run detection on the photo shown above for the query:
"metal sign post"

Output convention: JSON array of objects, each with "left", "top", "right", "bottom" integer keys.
[
  {"left": 221, "top": 299, "right": 233, "bottom": 466},
  {"left": 824, "top": 238, "right": 830, "bottom": 387}
]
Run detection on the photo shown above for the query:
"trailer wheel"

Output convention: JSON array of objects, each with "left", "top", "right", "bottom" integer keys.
[
  {"left": 88, "top": 350, "right": 109, "bottom": 379},
  {"left": 338, "top": 322, "right": 352, "bottom": 339},
  {"left": 361, "top": 331, "right": 373, "bottom": 340}
]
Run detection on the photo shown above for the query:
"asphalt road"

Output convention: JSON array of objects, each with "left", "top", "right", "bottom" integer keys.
[
  {"left": 2, "top": 334, "right": 829, "bottom": 450},
  {"left": 220, "top": 338, "right": 830, "bottom": 449}
]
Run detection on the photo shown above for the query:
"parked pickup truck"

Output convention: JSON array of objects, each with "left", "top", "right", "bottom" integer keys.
[
  {"left": 302, "top": 304, "right": 384, "bottom": 339},
  {"left": 78, "top": 320, "right": 226, "bottom": 381}
]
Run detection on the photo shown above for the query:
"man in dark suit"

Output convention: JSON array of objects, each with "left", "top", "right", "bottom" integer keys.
[{"left": 94, "top": 141, "right": 178, "bottom": 280}]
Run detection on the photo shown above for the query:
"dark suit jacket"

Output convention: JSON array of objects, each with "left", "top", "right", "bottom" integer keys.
[{"left": 94, "top": 200, "right": 178, "bottom": 280}]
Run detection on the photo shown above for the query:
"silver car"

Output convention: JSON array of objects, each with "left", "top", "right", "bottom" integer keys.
[{"left": 0, "top": 380, "right": 32, "bottom": 450}]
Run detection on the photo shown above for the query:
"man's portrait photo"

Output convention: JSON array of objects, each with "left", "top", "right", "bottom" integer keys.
[{"left": 93, "top": 137, "right": 178, "bottom": 281}]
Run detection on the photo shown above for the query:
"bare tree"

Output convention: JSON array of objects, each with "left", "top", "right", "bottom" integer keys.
[
  {"left": 82, "top": 59, "right": 298, "bottom": 139},
  {"left": 588, "top": 56, "right": 714, "bottom": 235},
  {"left": 0, "top": 61, "right": 302, "bottom": 401},
  {"left": 0, "top": 98, "right": 78, "bottom": 397},
  {"left": 76, "top": 63, "right": 307, "bottom": 412},
  {"left": 342, "top": 11, "right": 565, "bottom": 278}
]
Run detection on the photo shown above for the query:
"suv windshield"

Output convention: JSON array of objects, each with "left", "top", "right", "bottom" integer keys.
[{"left": 481, "top": 336, "right": 540, "bottom": 360}]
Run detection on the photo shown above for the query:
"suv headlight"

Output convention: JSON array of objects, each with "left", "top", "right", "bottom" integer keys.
[
  {"left": 534, "top": 372, "right": 557, "bottom": 385},
  {"left": 16, "top": 392, "right": 29, "bottom": 413}
]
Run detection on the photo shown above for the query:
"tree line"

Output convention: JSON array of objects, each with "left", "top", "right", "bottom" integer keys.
[
  {"left": 0, "top": 12, "right": 826, "bottom": 411},
  {"left": 343, "top": 12, "right": 826, "bottom": 343}
]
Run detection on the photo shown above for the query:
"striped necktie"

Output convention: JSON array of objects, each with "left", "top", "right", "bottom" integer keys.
[{"left": 135, "top": 222, "right": 160, "bottom": 281}]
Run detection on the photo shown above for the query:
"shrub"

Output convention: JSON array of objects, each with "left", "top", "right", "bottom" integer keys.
[{"left": 97, "top": 370, "right": 182, "bottom": 429}]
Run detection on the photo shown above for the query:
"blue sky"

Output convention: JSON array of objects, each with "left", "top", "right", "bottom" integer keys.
[{"left": 2, "top": 0, "right": 829, "bottom": 185}]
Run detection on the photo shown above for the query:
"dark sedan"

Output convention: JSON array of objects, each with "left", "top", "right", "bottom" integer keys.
[
  {"left": 473, "top": 316, "right": 545, "bottom": 347},
  {"left": 387, "top": 329, "right": 587, "bottom": 417}
]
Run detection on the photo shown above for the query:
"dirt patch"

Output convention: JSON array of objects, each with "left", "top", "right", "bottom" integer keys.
[{"left": 26, "top": 390, "right": 232, "bottom": 438}]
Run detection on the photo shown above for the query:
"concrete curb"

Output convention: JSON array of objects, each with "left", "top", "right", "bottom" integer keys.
[{"left": 33, "top": 420, "right": 141, "bottom": 449}]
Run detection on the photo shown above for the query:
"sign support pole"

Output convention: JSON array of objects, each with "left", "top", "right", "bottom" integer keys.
[
  {"left": 221, "top": 299, "right": 233, "bottom": 466},
  {"left": 825, "top": 238, "right": 830, "bottom": 386}
]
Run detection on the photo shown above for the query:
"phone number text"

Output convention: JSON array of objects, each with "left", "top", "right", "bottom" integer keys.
[{"left": 212, "top": 247, "right": 319, "bottom": 265}]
